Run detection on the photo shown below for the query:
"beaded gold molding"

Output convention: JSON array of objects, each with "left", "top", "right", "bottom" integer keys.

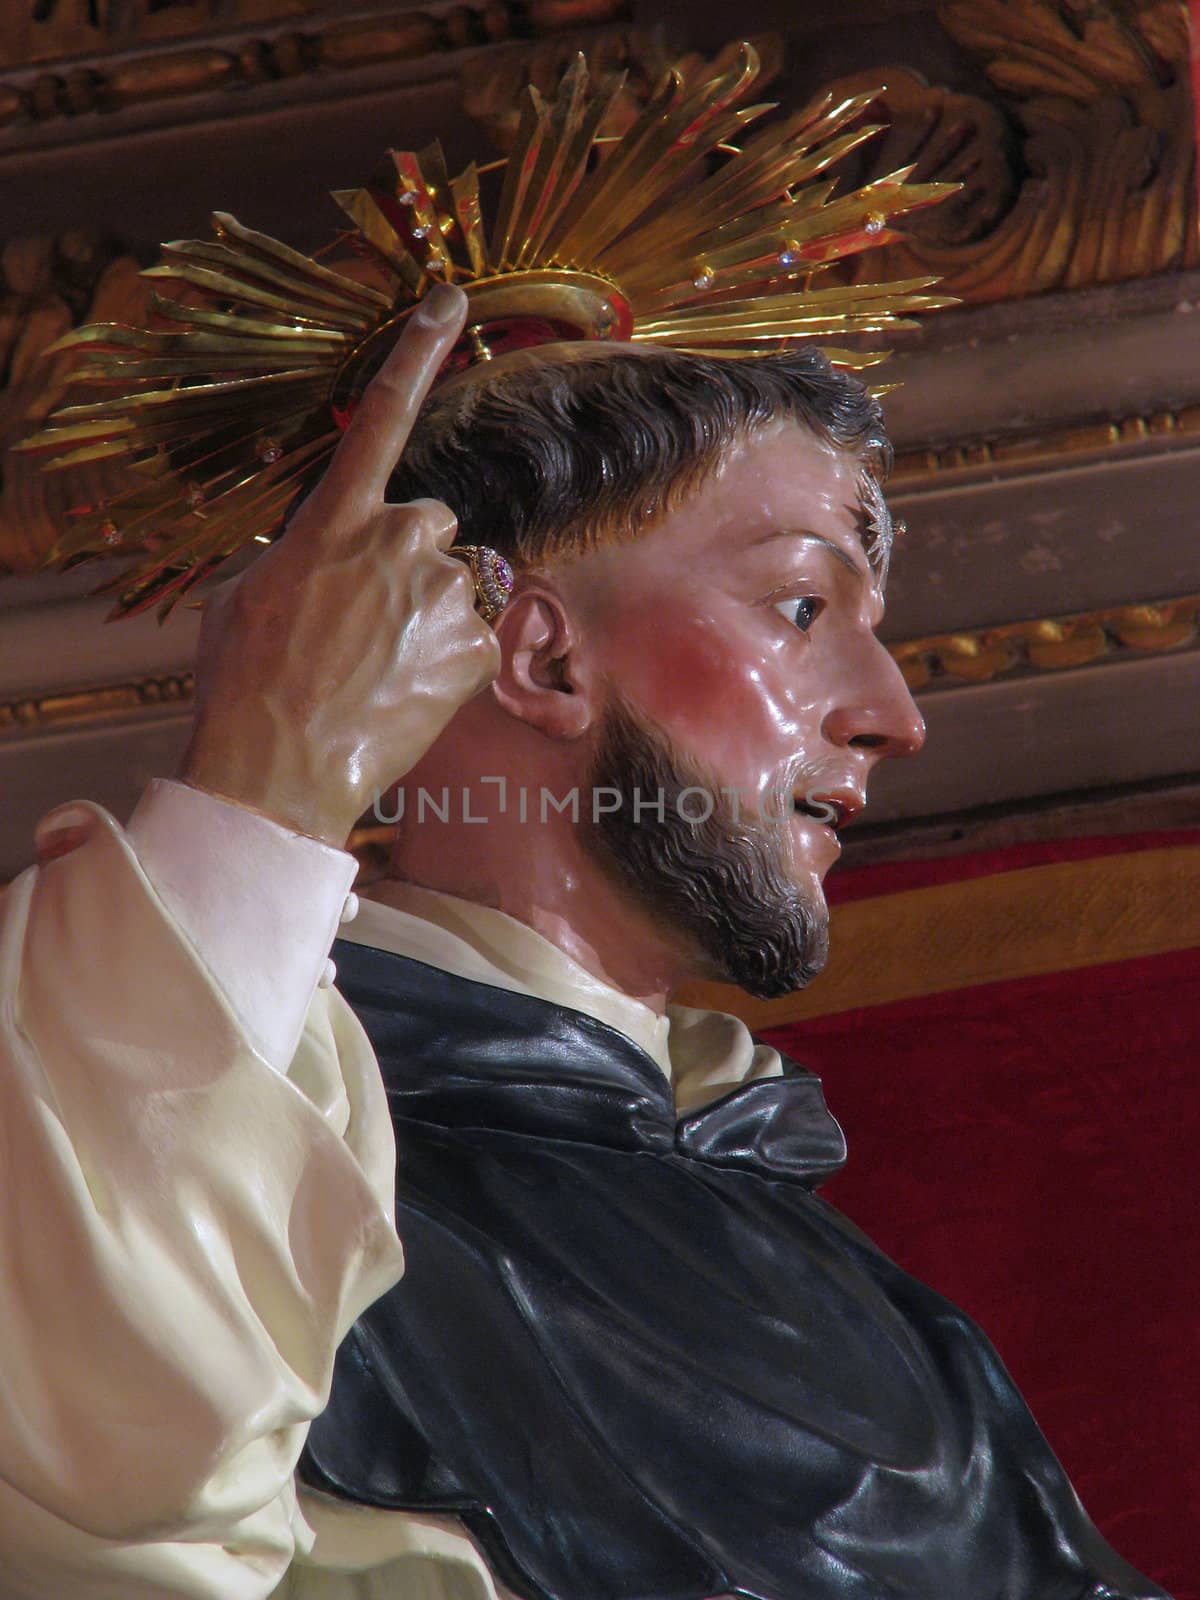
[
  {"left": 0, "top": 671, "right": 193, "bottom": 736},
  {"left": 0, "top": 1, "right": 629, "bottom": 130},
  {"left": 892, "top": 406, "right": 1200, "bottom": 483},
  {"left": 894, "top": 593, "right": 1200, "bottom": 692}
]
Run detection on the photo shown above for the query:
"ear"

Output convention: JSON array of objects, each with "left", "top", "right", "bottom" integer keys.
[{"left": 490, "top": 586, "right": 596, "bottom": 739}]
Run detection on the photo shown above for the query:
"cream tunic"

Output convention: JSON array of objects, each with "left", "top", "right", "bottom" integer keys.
[{"left": 0, "top": 785, "right": 784, "bottom": 1600}]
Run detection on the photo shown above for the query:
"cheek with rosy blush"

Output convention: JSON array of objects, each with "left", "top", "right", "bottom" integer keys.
[{"left": 607, "top": 600, "right": 793, "bottom": 759}]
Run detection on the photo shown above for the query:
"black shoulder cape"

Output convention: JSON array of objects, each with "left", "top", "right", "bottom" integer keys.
[{"left": 299, "top": 939, "right": 1168, "bottom": 1600}]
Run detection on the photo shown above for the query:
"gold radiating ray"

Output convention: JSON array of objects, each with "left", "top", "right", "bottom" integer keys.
[
  {"left": 601, "top": 120, "right": 882, "bottom": 278},
  {"left": 511, "top": 54, "right": 590, "bottom": 270},
  {"left": 141, "top": 261, "right": 366, "bottom": 331},
  {"left": 535, "top": 64, "right": 683, "bottom": 264},
  {"left": 550, "top": 52, "right": 768, "bottom": 266},
  {"left": 21, "top": 37, "right": 958, "bottom": 617},
  {"left": 98, "top": 432, "right": 337, "bottom": 608},
  {"left": 329, "top": 189, "right": 426, "bottom": 292},
  {"left": 386, "top": 152, "right": 450, "bottom": 280},
  {"left": 414, "top": 141, "right": 470, "bottom": 277},
  {"left": 211, "top": 212, "right": 391, "bottom": 312},
  {"left": 449, "top": 163, "right": 488, "bottom": 277},
  {"left": 636, "top": 277, "right": 951, "bottom": 336},
  {"left": 158, "top": 241, "right": 361, "bottom": 322},
  {"left": 490, "top": 85, "right": 550, "bottom": 269},
  {"left": 143, "top": 293, "right": 343, "bottom": 341},
  {"left": 524, "top": 73, "right": 622, "bottom": 265},
  {"left": 40, "top": 368, "right": 329, "bottom": 426}
]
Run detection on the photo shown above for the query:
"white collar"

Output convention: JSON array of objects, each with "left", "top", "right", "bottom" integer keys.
[{"left": 343, "top": 881, "right": 783, "bottom": 1109}]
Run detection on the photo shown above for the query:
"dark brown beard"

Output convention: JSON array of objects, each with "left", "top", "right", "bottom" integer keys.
[{"left": 583, "top": 699, "right": 830, "bottom": 999}]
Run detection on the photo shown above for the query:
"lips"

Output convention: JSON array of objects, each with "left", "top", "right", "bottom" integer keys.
[{"left": 792, "top": 789, "right": 864, "bottom": 830}]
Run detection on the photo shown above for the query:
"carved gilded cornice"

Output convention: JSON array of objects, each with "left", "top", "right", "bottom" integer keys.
[
  {"left": 834, "top": 0, "right": 1198, "bottom": 303},
  {"left": 893, "top": 593, "right": 1200, "bottom": 691},
  {"left": 891, "top": 403, "right": 1200, "bottom": 481},
  {"left": 0, "top": 1, "right": 630, "bottom": 129}
]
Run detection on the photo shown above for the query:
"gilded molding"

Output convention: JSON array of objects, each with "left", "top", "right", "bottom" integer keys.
[
  {"left": 893, "top": 593, "right": 1200, "bottom": 691},
  {"left": 0, "top": 671, "right": 193, "bottom": 736},
  {"left": 833, "top": 0, "right": 1197, "bottom": 303},
  {"left": 0, "top": 1, "right": 631, "bottom": 128},
  {"left": 891, "top": 404, "right": 1200, "bottom": 481}
]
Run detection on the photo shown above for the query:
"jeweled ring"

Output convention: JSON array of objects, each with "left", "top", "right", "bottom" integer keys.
[{"left": 447, "top": 544, "right": 515, "bottom": 626}]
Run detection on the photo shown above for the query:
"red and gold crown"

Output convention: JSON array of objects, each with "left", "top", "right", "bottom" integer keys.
[{"left": 15, "top": 41, "right": 956, "bottom": 619}]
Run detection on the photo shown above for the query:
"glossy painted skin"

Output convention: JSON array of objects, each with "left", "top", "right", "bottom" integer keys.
[
  {"left": 566, "top": 424, "right": 924, "bottom": 891},
  {"left": 391, "top": 419, "right": 925, "bottom": 1008},
  {"left": 181, "top": 285, "right": 499, "bottom": 847},
  {"left": 184, "top": 279, "right": 924, "bottom": 1010}
]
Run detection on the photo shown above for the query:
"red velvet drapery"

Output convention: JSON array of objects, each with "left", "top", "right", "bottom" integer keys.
[{"left": 762, "top": 835, "right": 1199, "bottom": 1598}]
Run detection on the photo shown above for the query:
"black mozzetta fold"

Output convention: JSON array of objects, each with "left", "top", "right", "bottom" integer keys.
[{"left": 299, "top": 940, "right": 1168, "bottom": 1600}]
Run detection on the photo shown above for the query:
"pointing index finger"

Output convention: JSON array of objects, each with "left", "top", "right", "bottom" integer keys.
[{"left": 318, "top": 283, "right": 469, "bottom": 520}]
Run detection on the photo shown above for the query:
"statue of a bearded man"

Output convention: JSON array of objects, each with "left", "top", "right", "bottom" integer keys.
[{"left": 0, "top": 45, "right": 1172, "bottom": 1600}]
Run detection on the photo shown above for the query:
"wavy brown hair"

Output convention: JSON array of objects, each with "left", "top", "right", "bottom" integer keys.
[{"left": 386, "top": 346, "right": 892, "bottom": 573}]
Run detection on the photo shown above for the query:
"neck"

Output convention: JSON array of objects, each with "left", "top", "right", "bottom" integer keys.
[{"left": 385, "top": 772, "right": 690, "bottom": 1015}]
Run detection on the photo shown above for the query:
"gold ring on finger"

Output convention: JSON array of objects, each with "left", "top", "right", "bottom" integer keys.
[{"left": 447, "top": 544, "right": 515, "bottom": 626}]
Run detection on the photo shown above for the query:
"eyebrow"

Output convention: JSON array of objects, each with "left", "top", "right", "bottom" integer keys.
[{"left": 749, "top": 527, "right": 870, "bottom": 584}]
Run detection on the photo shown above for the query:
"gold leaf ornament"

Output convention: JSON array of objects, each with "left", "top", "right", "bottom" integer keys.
[
  {"left": 832, "top": 0, "right": 1197, "bottom": 304},
  {"left": 16, "top": 41, "right": 957, "bottom": 620}
]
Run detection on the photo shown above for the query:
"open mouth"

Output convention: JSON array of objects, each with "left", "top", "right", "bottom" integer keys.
[{"left": 792, "top": 793, "right": 862, "bottom": 831}]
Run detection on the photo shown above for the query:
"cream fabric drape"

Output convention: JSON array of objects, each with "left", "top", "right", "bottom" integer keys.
[
  {"left": 0, "top": 796, "right": 779, "bottom": 1599},
  {"left": 0, "top": 803, "right": 403, "bottom": 1600}
]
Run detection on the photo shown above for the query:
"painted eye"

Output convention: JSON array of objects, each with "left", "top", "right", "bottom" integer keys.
[{"left": 774, "top": 596, "right": 821, "bottom": 632}]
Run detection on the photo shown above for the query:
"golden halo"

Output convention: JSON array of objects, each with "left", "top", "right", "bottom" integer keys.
[{"left": 15, "top": 42, "right": 957, "bottom": 620}]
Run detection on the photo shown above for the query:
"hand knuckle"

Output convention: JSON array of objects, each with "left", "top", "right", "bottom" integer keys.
[
  {"left": 468, "top": 617, "right": 500, "bottom": 655},
  {"left": 389, "top": 501, "right": 427, "bottom": 536},
  {"left": 418, "top": 501, "right": 458, "bottom": 539},
  {"left": 446, "top": 563, "right": 474, "bottom": 599}
]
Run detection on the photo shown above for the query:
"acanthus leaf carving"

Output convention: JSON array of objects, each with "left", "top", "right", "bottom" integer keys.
[
  {"left": 0, "top": 235, "right": 149, "bottom": 574},
  {"left": 831, "top": 0, "right": 1197, "bottom": 303}
]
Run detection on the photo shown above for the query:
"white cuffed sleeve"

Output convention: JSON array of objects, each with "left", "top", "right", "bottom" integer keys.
[
  {"left": 127, "top": 779, "right": 359, "bottom": 1070},
  {"left": 0, "top": 802, "right": 404, "bottom": 1600}
]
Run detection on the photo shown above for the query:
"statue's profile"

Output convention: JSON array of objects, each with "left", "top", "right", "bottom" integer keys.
[{"left": 0, "top": 45, "right": 1171, "bottom": 1600}]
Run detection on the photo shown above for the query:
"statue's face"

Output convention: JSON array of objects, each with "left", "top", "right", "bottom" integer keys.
[{"left": 557, "top": 419, "right": 925, "bottom": 993}]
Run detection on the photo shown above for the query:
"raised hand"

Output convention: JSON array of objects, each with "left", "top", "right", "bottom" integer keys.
[{"left": 179, "top": 283, "right": 500, "bottom": 848}]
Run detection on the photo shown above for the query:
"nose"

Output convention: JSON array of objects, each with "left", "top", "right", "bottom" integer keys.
[{"left": 821, "top": 638, "right": 926, "bottom": 760}]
